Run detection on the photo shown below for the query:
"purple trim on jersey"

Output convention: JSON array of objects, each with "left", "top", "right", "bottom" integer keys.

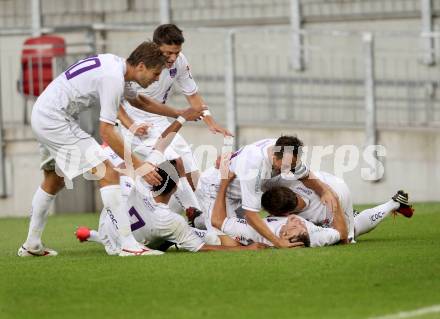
[
  {"left": 162, "top": 85, "right": 172, "bottom": 104},
  {"left": 65, "top": 57, "right": 101, "bottom": 80},
  {"left": 169, "top": 68, "right": 177, "bottom": 78},
  {"left": 230, "top": 148, "right": 243, "bottom": 160}
]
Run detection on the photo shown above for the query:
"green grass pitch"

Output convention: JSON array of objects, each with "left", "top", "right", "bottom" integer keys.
[{"left": 1, "top": 203, "right": 439, "bottom": 319}]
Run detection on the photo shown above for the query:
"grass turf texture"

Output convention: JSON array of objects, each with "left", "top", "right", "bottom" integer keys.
[{"left": 0, "top": 203, "right": 439, "bottom": 319}]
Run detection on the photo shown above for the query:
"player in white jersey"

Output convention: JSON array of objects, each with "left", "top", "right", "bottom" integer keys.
[
  {"left": 211, "top": 174, "right": 414, "bottom": 248},
  {"left": 261, "top": 183, "right": 414, "bottom": 242},
  {"left": 18, "top": 42, "right": 173, "bottom": 257},
  {"left": 116, "top": 24, "right": 232, "bottom": 216},
  {"left": 210, "top": 174, "right": 348, "bottom": 248},
  {"left": 76, "top": 160, "right": 266, "bottom": 254},
  {"left": 198, "top": 135, "right": 339, "bottom": 248}
]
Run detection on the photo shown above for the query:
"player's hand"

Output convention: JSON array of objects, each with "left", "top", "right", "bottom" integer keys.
[
  {"left": 275, "top": 238, "right": 304, "bottom": 249},
  {"left": 181, "top": 108, "right": 204, "bottom": 121},
  {"left": 321, "top": 189, "right": 338, "bottom": 213},
  {"left": 136, "top": 161, "right": 162, "bottom": 186},
  {"left": 246, "top": 242, "right": 269, "bottom": 250},
  {"left": 129, "top": 122, "right": 152, "bottom": 137},
  {"left": 207, "top": 122, "right": 234, "bottom": 137}
]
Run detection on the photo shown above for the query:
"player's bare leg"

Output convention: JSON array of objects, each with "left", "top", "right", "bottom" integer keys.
[{"left": 17, "top": 169, "right": 65, "bottom": 257}]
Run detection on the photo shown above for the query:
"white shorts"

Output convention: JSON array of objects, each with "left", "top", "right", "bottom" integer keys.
[
  {"left": 119, "top": 124, "right": 198, "bottom": 173},
  {"left": 32, "top": 108, "right": 106, "bottom": 180}
]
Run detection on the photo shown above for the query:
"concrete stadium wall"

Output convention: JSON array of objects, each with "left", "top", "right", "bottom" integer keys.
[{"left": 0, "top": 123, "right": 438, "bottom": 217}]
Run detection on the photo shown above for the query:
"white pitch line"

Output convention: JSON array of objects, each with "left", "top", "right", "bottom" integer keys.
[{"left": 369, "top": 305, "right": 440, "bottom": 319}]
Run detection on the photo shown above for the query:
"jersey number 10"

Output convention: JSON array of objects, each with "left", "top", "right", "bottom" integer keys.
[{"left": 65, "top": 56, "right": 101, "bottom": 80}]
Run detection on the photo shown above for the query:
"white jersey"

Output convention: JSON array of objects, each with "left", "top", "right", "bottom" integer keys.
[
  {"left": 291, "top": 179, "right": 333, "bottom": 227},
  {"left": 221, "top": 215, "right": 340, "bottom": 248},
  {"left": 35, "top": 54, "right": 135, "bottom": 126},
  {"left": 289, "top": 171, "right": 352, "bottom": 229},
  {"left": 228, "top": 138, "right": 309, "bottom": 212},
  {"left": 122, "top": 53, "right": 198, "bottom": 128},
  {"left": 127, "top": 179, "right": 205, "bottom": 252}
]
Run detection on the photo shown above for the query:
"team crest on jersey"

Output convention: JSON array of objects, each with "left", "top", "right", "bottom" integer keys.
[{"left": 169, "top": 68, "right": 177, "bottom": 78}]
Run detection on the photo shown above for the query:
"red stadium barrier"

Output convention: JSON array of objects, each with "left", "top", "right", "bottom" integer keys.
[{"left": 19, "top": 35, "right": 66, "bottom": 97}]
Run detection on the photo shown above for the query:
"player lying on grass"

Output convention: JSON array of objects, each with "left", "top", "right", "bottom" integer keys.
[
  {"left": 18, "top": 41, "right": 184, "bottom": 257},
  {"left": 198, "top": 135, "right": 339, "bottom": 249},
  {"left": 262, "top": 179, "right": 414, "bottom": 241},
  {"left": 76, "top": 159, "right": 266, "bottom": 254},
  {"left": 210, "top": 173, "right": 348, "bottom": 247},
  {"left": 210, "top": 174, "right": 414, "bottom": 248},
  {"left": 195, "top": 151, "right": 414, "bottom": 243}
]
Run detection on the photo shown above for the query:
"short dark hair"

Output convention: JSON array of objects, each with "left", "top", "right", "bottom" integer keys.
[
  {"left": 152, "top": 160, "right": 179, "bottom": 195},
  {"left": 290, "top": 232, "right": 311, "bottom": 247},
  {"left": 273, "top": 135, "right": 304, "bottom": 160},
  {"left": 153, "top": 24, "right": 185, "bottom": 46},
  {"left": 261, "top": 187, "right": 298, "bottom": 216},
  {"left": 126, "top": 41, "right": 166, "bottom": 69}
]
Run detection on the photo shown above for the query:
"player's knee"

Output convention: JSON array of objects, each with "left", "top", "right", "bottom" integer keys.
[{"left": 42, "top": 170, "right": 65, "bottom": 194}]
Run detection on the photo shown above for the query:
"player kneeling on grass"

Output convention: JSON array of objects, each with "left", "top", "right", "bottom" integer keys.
[
  {"left": 76, "top": 160, "right": 266, "bottom": 254},
  {"left": 210, "top": 174, "right": 349, "bottom": 248}
]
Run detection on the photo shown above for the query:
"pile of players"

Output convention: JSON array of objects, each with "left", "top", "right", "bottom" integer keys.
[{"left": 18, "top": 24, "right": 414, "bottom": 257}]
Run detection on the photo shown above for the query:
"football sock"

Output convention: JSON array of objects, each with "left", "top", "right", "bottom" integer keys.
[
  {"left": 100, "top": 185, "right": 140, "bottom": 250},
  {"left": 120, "top": 175, "right": 134, "bottom": 200},
  {"left": 168, "top": 195, "right": 184, "bottom": 214},
  {"left": 354, "top": 200, "right": 399, "bottom": 237},
  {"left": 87, "top": 230, "right": 101, "bottom": 243},
  {"left": 24, "top": 186, "right": 56, "bottom": 249}
]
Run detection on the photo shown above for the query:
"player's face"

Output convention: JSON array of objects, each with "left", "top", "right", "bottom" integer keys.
[
  {"left": 287, "top": 216, "right": 308, "bottom": 241},
  {"left": 137, "top": 64, "right": 163, "bottom": 88},
  {"left": 159, "top": 44, "right": 182, "bottom": 68}
]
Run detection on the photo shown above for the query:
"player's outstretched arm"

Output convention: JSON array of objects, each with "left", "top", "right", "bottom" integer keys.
[
  {"left": 301, "top": 171, "right": 339, "bottom": 213},
  {"left": 185, "top": 93, "right": 233, "bottom": 137},
  {"left": 331, "top": 202, "right": 349, "bottom": 244},
  {"left": 211, "top": 176, "right": 233, "bottom": 230},
  {"left": 117, "top": 106, "right": 151, "bottom": 136},
  {"left": 244, "top": 211, "right": 299, "bottom": 249},
  {"left": 199, "top": 242, "right": 268, "bottom": 252},
  {"left": 128, "top": 94, "right": 182, "bottom": 118},
  {"left": 153, "top": 108, "right": 203, "bottom": 154}
]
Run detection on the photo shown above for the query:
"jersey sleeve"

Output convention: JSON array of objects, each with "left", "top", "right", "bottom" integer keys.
[
  {"left": 123, "top": 81, "right": 138, "bottom": 100},
  {"left": 308, "top": 225, "right": 341, "bottom": 247},
  {"left": 176, "top": 54, "right": 198, "bottom": 96},
  {"left": 240, "top": 177, "right": 263, "bottom": 212},
  {"left": 98, "top": 76, "right": 124, "bottom": 125}
]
